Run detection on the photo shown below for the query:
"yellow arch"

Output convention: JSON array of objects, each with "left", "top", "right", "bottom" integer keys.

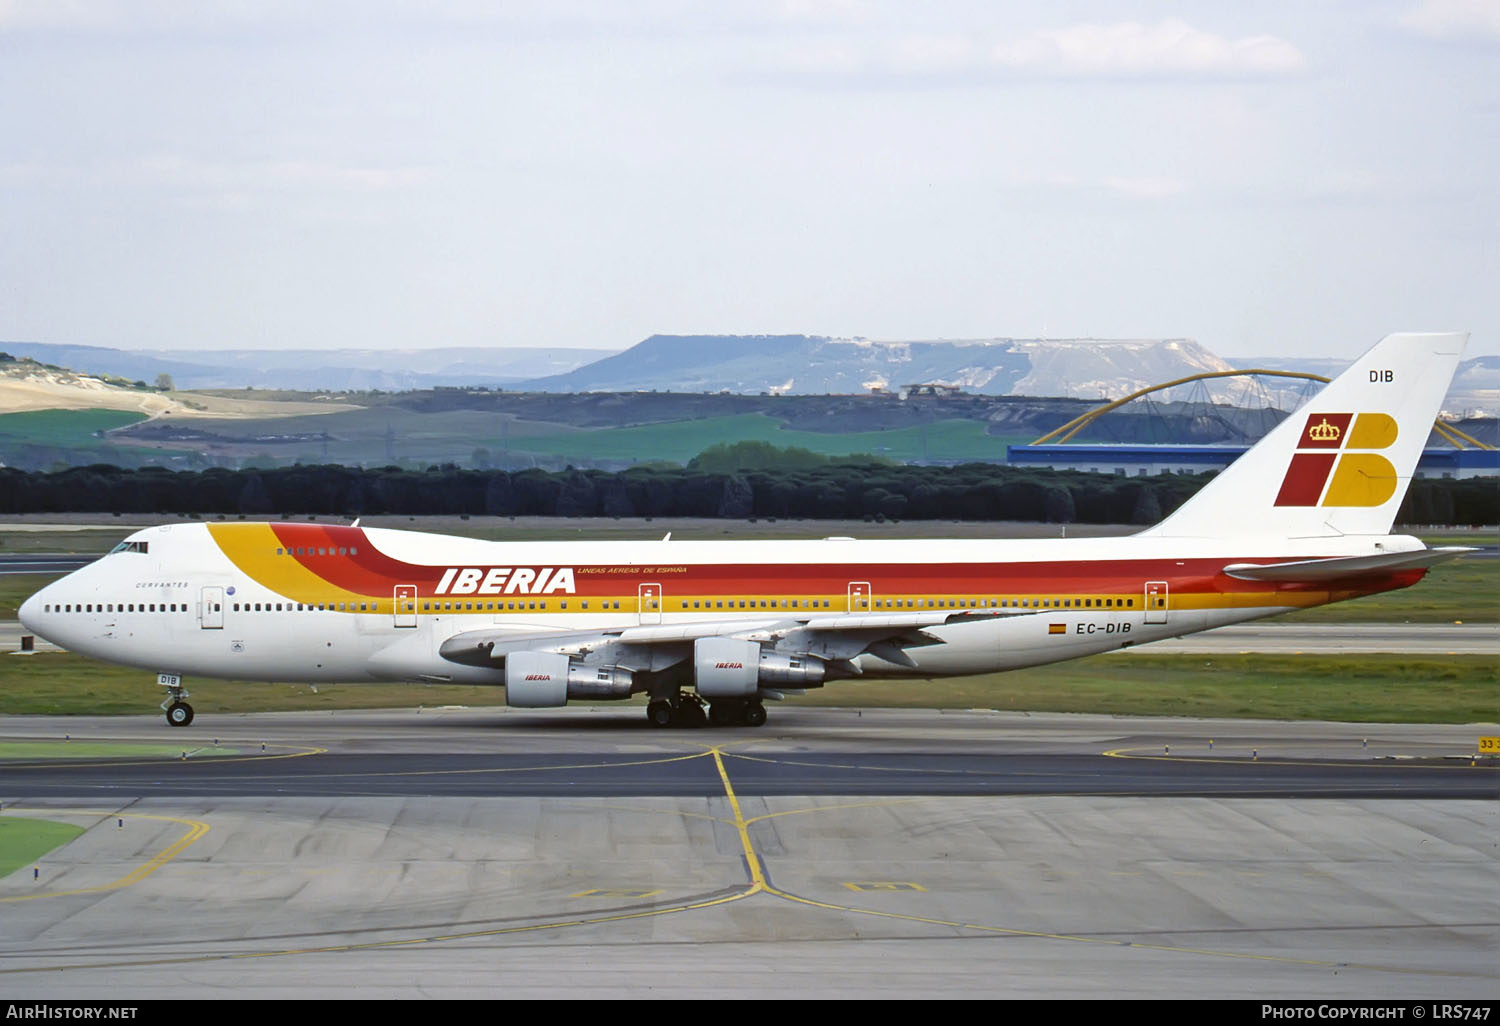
[{"left": 1031, "top": 369, "right": 1492, "bottom": 449}]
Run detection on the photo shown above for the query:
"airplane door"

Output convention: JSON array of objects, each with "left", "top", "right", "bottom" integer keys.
[
  {"left": 394, "top": 585, "right": 417, "bottom": 628},
  {"left": 1144, "top": 581, "right": 1169, "bottom": 624},
  {"left": 638, "top": 583, "right": 662, "bottom": 625},
  {"left": 848, "top": 581, "right": 872, "bottom": 612},
  {"left": 200, "top": 586, "right": 224, "bottom": 629}
]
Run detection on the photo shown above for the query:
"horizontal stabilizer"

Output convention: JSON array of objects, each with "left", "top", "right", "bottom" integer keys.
[{"left": 1222, "top": 547, "right": 1474, "bottom": 583}]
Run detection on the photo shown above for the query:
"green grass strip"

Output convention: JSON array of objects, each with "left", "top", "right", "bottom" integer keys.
[
  {"left": 801, "top": 654, "right": 1500, "bottom": 723},
  {"left": 0, "top": 818, "right": 86, "bottom": 878},
  {"left": 495, "top": 413, "right": 1027, "bottom": 464},
  {"left": 0, "top": 652, "right": 1493, "bottom": 724},
  {"left": 0, "top": 409, "right": 145, "bottom": 447}
]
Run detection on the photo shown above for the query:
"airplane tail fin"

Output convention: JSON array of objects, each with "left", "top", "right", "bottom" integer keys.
[{"left": 1142, "top": 332, "right": 1468, "bottom": 539}]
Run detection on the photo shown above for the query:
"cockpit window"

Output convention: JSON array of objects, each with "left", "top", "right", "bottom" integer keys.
[{"left": 109, "top": 541, "right": 149, "bottom": 555}]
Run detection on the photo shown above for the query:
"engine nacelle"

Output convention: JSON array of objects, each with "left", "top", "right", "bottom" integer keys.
[
  {"left": 694, "top": 638, "right": 827, "bottom": 696},
  {"left": 505, "top": 651, "right": 569, "bottom": 707},
  {"left": 505, "top": 651, "right": 634, "bottom": 707},
  {"left": 694, "top": 637, "right": 760, "bottom": 698}
]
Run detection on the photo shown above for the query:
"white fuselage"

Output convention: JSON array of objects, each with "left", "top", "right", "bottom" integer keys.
[{"left": 18, "top": 522, "right": 1425, "bottom": 688}]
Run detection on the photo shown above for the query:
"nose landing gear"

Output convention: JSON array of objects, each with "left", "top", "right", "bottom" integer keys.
[{"left": 157, "top": 673, "right": 194, "bottom": 727}]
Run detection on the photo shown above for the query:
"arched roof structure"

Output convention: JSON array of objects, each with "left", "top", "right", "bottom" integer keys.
[{"left": 1031, "top": 369, "right": 1491, "bottom": 450}]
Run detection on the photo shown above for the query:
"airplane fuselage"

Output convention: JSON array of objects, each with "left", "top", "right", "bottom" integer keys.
[{"left": 19, "top": 521, "right": 1427, "bottom": 687}]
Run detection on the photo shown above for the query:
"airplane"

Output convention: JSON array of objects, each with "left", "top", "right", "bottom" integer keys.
[{"left": 18, "top": 332, "right": 1473, "bottom": 729}]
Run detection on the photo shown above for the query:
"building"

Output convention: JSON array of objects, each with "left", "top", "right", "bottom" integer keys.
[{"left": 1006, "top": 443, "right": 1499, "bottom": 480}]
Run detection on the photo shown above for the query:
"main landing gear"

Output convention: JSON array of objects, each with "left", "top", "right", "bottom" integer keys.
[
  {"left": 646, "top": 693, "right": 766, "bottom": 729},
  {"left": 158, "top": 675, "right": 194, "bottom": 727}
]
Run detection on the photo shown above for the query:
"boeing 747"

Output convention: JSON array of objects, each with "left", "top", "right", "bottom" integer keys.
[{"left": 18, "top": 332, "right": 1471, "bottom": 728}]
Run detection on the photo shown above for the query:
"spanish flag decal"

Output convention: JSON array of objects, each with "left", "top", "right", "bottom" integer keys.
[{"left": 1048, "top": 623, "right": 1067, "bottom": 635}]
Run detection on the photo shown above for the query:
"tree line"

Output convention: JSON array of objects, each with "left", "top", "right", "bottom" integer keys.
[{"left": 0, "top": 462, "right": 1491, "bottom": 526}]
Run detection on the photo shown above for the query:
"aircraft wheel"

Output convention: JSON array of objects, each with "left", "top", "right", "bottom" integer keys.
[
  {"left": 647, "top": 701, "right": 673, "bottom": 728},
  {"left": 708, "top": 702, "right": 736, "bottom": 727},
  {"left": 742, "top": 702, "right": 766, "bottom": 728},
  {"left": 166, "top": 702, "right": 194, "bottom": 728},
  {"left": 677, "top": 700, "right": 708, "bottom": 729}
]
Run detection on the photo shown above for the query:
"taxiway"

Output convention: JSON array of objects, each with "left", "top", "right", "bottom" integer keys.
[{"left": 0, "top": 708, "right": 1494, "bottom": 999}]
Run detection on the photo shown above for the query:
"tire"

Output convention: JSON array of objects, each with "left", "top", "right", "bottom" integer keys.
[
  {"left": 647, "top": 701, "right": 673, "bottom": 728},
  {"left": 678, "top": 701, "right": 708, "bottom": 728},
  {"left": 742, "top": 702, "right": 766, "bottom": 727},
  {"left": 166, "top": 702, "right": 194, "bottom": 728}
]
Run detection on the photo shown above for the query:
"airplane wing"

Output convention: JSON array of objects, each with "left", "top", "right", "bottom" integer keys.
[
  {"left": 1222, "top": 547, "right": 1474, "bottom": 583},
  {"left": 438, "top": 607, "right": 1031, "bottom": 671}
]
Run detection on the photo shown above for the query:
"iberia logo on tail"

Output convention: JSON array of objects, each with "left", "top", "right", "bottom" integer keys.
[{"left": 1274, "top": 412, "right": 1399, "bottom": 507}]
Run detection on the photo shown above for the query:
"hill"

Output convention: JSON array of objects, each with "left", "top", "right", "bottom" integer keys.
[
  {"left": 0, "top": 342, "right": 615, "bottom": 391},
  {"left": 521, "top": 334, "right": 1229, "bottom": 398}
]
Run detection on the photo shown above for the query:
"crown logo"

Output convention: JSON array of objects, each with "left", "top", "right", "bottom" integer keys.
[{"left": 1308, "top": 418, "right": 1341, "bottom": 442}]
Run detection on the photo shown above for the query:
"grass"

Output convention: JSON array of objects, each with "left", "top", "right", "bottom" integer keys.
[
  {"left": 0, "top": 574, "right": 65, "bottom": 620},
  {"left": 0, "top": 655, "right": 517, "bottom": 716},
  {"left": 491, "top": 413, "right": 1030, "bottom": 465},
  {"left": 803, "top": 654, "right": 1499, "bottom": 723},
  {"left": 0, "top": 651, "right": 1493, "bottom": 724},
  {"left": 1282, "top": 555, "right": 1499, "bottom": 624},
  {"left": 0, "top": 409, "right": 145, "bottom": 447},
  {"left": 95, "top": 407, "right": 1033, "bottom": 466},
  {"left": 0, "top": 817, "right": 85, "bottom": 878}
]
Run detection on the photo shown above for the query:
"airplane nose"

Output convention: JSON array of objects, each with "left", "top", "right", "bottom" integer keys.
[{"left": 18, "top": 590, "right": 42, "bottom": 633}]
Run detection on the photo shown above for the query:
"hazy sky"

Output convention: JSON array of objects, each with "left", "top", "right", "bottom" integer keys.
[{"left": 2, "top": 1, "right": 1496, "bottom": 358}]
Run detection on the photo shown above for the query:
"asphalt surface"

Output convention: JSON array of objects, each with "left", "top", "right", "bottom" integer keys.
[
  {"left": 2, "top": 743, "right": 1494, "bottom": 800},
  {"left": 0, "top": 709, "right": 1495, "bottom": 999}
]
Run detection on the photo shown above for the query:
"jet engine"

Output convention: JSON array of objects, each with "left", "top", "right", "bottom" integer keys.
[
  {"left": 504, "top": 651, "right": 634, "bottom": 708},
  {"left": 693, "top": 637, "right": 825, "bottom": 697}
]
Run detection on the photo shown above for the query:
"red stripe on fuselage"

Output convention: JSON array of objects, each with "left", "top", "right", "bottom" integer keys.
[
  {"left": 252, "top": 526, "right": 1398, "bottom": 601},
  {"left": 270, "top": 524, "right": 448, "bottom": 593}
]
